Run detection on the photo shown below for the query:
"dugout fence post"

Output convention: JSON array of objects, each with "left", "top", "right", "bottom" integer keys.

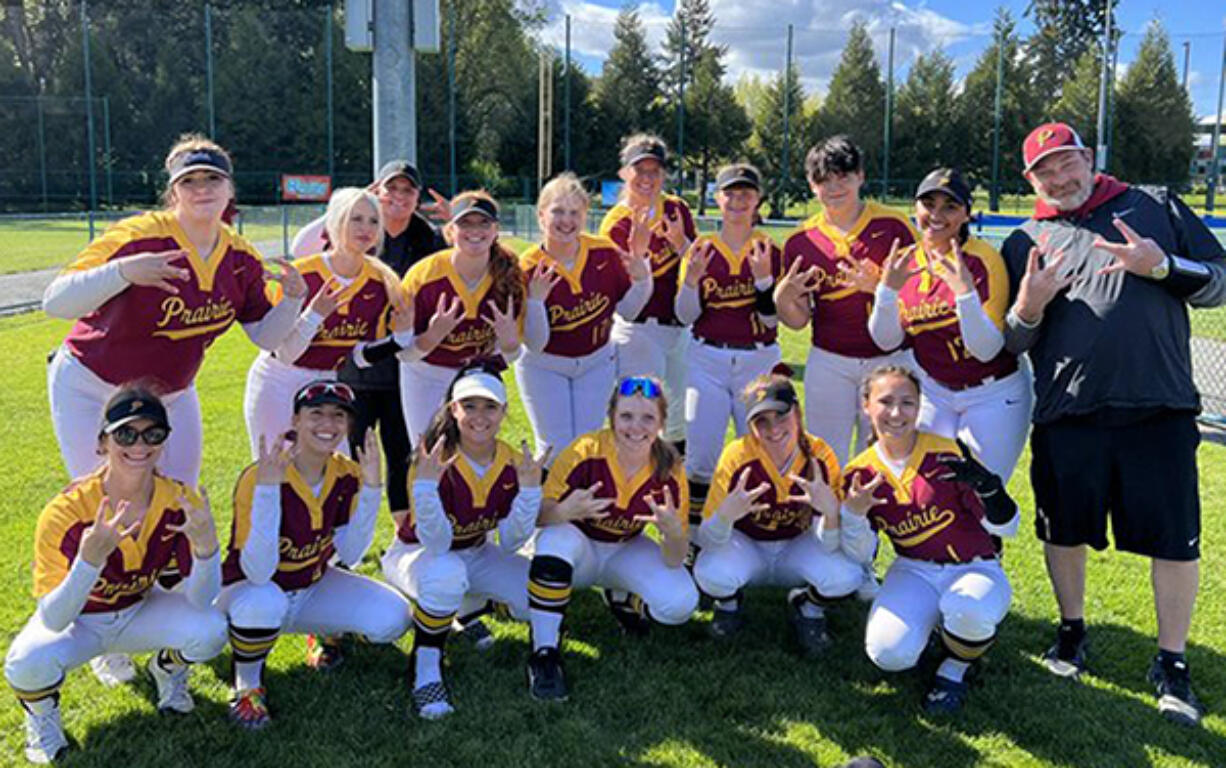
[
  {"left": 36, "top": 93, "right": 48, "bottom": 212},
  {"left": 205, "top": 3, "right": 216, "bottom": 140},
  {"left": 882, "top": 27, "right": 894, "bottom": 199},
  {"left": 563, "top": 14, "right": 572, "bottom": 171},
  {"left": 989, "top": 32, "right": 1004, "bottom": 212},
  {"left": 80, "top": 0, "right": 98, "bottom": 239}
]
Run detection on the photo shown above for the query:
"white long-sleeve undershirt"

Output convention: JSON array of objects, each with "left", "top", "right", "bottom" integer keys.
[{"left": 411, "top": 471, "right": 542, "bottom": 555}]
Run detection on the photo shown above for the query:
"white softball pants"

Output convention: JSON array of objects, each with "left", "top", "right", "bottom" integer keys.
[
  {"left": 534, "top": 523, "right": 698, "bottom": 625},
  {"left": 865, "top": 556, "right": 1012, "bottom": 672},
  {"left": 803, "top": 346, "right": 913, "bottom": 466},
  {"left": 5, "top": 590, "right": 228, "bottom": 693},
  {"left": 684, "top": 341, "right": 781, "bottom": 483},
  {"left": 515, "top": 346, "right": 616, "bottom": 463},
  {"left": 243, "top": 352, "right": 337, "bottom": 459},
  {"left": 47, "top": 346, "right": 204, "bottom": 485},
  {"left": 692, "top": 529, "right": 863, "bottom": 599},
  {"left": 916, "top": 366, "right": 1032, "bottom": 482},
  {"left": 217, "top": 568, "right": 411, "bottom": 643},
  {"left": 399, "top": 360, "right": 459, "bottom": 447},
  {"left": 611, "top": 318, "right": 688, "bottom": 442},
  {"left": 381, "top": 538, "right": 531, "bottom": 621}
]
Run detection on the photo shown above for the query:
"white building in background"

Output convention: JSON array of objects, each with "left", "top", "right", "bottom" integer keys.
[{"left": 1191, "top": 114, "right": 1226, "bottom": 182}]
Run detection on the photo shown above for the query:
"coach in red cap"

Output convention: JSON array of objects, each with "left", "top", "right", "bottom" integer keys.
[{"left": 1001, "top": 122, "right": 1226, "bottom": 726}]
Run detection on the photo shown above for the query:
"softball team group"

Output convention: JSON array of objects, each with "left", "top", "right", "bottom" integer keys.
[{"left": 10, "top": 132, "right": 1035, "bottom": 764}]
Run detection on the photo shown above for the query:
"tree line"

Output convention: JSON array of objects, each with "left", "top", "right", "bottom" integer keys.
[{"left": 0, "top": 0, "right": 1198, "bottom": 213}]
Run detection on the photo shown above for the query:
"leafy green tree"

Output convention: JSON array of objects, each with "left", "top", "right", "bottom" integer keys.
[
  {"left": 1113, "top": 21, "right": 1195, "bottom": 185},
  {"left": 892, "top": 50, "right": 958, "bottom": 186},
  {"left": 1025, "top": 0, "right": 1113, "bottom": 104},
  {"left": 746, "top": 64, "right": 808, "bottom": 217},
  {"left": 595, "top": 5, "right": 661, "bottom": 135},
  {"left": 683, "top": 47, "right": 750, "bottom": 213},
  {"left": 1048, "top": 47, "right": 1105, "bottom": 150},
  {"left": 818, "top": 22, "right": 885, "bottom": 183}
]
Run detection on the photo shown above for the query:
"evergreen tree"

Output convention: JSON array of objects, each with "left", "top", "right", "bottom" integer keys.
[
  {"left": 1049, "top": 47, "right": 1105, "bottom": 150},
  {"left": 595, "top": 5, "right": 662, "bottom": 137},
  {"left": 746, "top": 64, "right": 807, "bottom": 217},
  {"left": 818, "top": 22, "right": 885, "bottom": 183},
  {"left": 1113, "top": 21, "right": 1195, "bottom": 185},
  {"left": 1026, "top": 0, "right": 1113, "bottom": 105},
  {"left": 684, "top": 47, "right": 750, "bottom": 213},
  {"left": 892, "top": 50, "right": 957, "bottom": 186}
]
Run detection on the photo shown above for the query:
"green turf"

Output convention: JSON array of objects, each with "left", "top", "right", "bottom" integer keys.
[{"left": 0, "top": 313, "right": 1223, "bottom": 767}]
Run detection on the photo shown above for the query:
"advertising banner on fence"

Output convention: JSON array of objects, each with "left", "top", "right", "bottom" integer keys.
[{"left": 281, "top": 175, "right": 332, "bottom": 202}]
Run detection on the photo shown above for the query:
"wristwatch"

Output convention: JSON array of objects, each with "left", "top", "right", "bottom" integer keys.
[{"left": 1149, "top": 254, "right": 1171, "bottom": 280}]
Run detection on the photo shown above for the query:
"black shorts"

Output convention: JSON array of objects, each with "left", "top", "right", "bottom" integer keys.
[{"left": 1030, "top": 411, "right": 1201, "bottom": 561}]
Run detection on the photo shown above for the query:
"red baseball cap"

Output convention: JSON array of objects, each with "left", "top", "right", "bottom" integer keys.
[{"left": 1022, "top": 122, "right": 1088, "bottom": 173}]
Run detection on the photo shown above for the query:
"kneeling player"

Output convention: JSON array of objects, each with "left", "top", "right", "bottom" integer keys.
[
  {"left": 526, "top": 377, "right": 698, "bottom": 701},
  {"left": 839, "top": 365, "right": 1018, "bottom": 714},
  {"left": 219, "top": 381, "right": 411, "bottom": 729},
  {"left": 692, "top": 374, "right": 862, "bottom": 654},
  {"left": 381, "top": 365, "right": 546, "bottom": 719},
  {"left": 6, "top": 388, "right": 226, "bottom": 764}
]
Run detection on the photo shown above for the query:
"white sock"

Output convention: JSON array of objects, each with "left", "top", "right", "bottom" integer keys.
[
  {"left": 234, "top": 660, "right": 264, "bottom": 692},
  {"left": 714, "top": 597, "right": 740, "bottom": 612},
  {"left": 937, "top": 657, "right": 970, "bottom": 683},
  {"left": 25, "top": 697, "right": 57, "bottom": 715},
  {"left": 531, "top": 610, "right": 563, "bottom": 651},
  {"left": 414, "top": 647, "right": 443, "bottom": 687},
  {"left": 797, "top": 599, "right": 825, "bottom": 620},
  {"left": 606, "top": 589, "right": 628, "bottom": 604}
]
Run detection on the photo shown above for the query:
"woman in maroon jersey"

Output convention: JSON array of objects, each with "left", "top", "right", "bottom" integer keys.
[{"left": 840, "top": 365, "right": 1018, "bottom": 715}]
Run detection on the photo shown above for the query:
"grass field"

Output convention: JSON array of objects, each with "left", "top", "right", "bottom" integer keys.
[{"left": 0, "top": 313, "right": 1224, "bottom": 767}]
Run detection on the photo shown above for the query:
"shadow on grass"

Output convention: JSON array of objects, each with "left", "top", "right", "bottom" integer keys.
[{"left": 59, "top": 590, "right": 1225, "bottom": 768}]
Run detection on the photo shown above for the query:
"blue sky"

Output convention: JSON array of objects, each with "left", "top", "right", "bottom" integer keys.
[{"left": 537, "top": 0, "right": 1226, "bottom": 122}]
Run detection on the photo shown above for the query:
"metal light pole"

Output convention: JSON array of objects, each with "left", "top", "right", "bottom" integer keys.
[
  {"left": 326, "top": 2, "right": 334, "bottom": 181},
  {"left": 990, "top": 32, "right": 1004, "bottom": 212},
  {"left": 676, "top": 17, "right": 686, "bottom": 194},
  {"left": 1183, "top": 41, "right": 1191, "bottom": 91},
  {"left": 1208, "top": 32, "right": 1226, "bottom": 212},
  {"left": 205, "top": 3, "right": 216, "bottom": 138},
  {"left": 780, "top": 24, "right": 793, "bottom": 214},
  {"left": 563, "top": 14, "right": 572, "bottom": 171},
  {"left": 882, "top": 27, "right": 895, "bottom": 198},
  {"left": 1094, "top": 0, "right": 1112, "bottom": 172},
  {"left": 372, "top": 0, "right": 416, "bottom": 170},
  {"left": 81, "top": 1, "right": 98, "bottom": 237},
  {"left": 447, "top": 0, "right": 456, "bottom": 195}
]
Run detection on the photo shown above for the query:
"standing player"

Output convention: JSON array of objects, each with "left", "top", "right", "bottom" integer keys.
[
  {"left": 525, "top": 377, "right": 697, "bottom": 701},
  {"left": 5, "top": 387, "right": 227, "bottom": 764},
  {"left": 42, "top": 134, "right": 305, "bottom": 688},
  {"left": 43, "top": 134, "right": 306, "bottom": 487},
  {"left": 693, "top": 375, "right": 862, "bottom": 653},
  {"left": 398, "top": 191, "right": 524, "bottom": 445},
  {"left": 839, "top": 366, "right": 1018, "bottom": 714},
  {"left": 243, "top": 187, "right": 410, "bottom": 456},
  {"left": 381, "top": 365, "right": 547, "bottom": 718},
  {"left": 220, "top": 381, "right": 411, "bottom": 730},
  {"left": 675, "top": 163, "right": 782, "bottom": 530},
  {"left": 775, "top": 135, "right": 916, "bottom": 465},
  {"left": 866, "top": 168, "right": 1031, "bottom": 479},
  {"left": 518, "top": 173, "right": 652, "bottom": 458},
  {"left": 600, "top": 134, "right": 697, "bottom": 449}
]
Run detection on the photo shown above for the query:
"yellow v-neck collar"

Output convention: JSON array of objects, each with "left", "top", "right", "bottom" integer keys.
[
  {"left": 532, "top": 236, "right": 592, "bottom": 294},
  {"left": 168, "top": 214, "right": 230, "bottom": 293},
  {"left": 707, "top": 230, "right": 768, "bottom": 275},
  {"left": 116, "top": 474, "right": 177, "bottom": 571},
  {"left": 816, "top": 201, "right": 875, "bottom": 257},
  {"left": 322, "top": 255, "right": 378, "bottom": 317},
  {"left": 453, "top": 441, "right": 514, "bottom": 507},
  {"left": 746, "top": 436, "right": 806, "bottom": 499},
  {"left": 442, "top": 252, "right": 493, "bottom": 319},
  {"left": 868, "top": 433, "right": 935, "bottom": 505},
  {"left": 599, "top": 430, "right": 655, "bottom": 508},
  {"left": 285, "top": 458, "right": 339, "bottom": 530}
]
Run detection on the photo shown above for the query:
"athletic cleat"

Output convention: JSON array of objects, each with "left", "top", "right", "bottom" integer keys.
[
  {"left": 787, "top": 589, "right": 832, "bottom": 656},
  {"left": 1147, "top": 656, "right": 1204, "bottom": 727},
  {"left": 527, "top": 647, "right": 568, "bottom": 702},
  {"left": 22, "top": 703, "right": 68, "bottom": 764},
  {"left": 147, "top": 655, "right": 194, "bottom": 714},
  {"left": 89, "top": 653, "right": 136, "bottom": 687},
  {"left": 229, "top": 687, "right": 271, "bottom": 730},
  {"left": 305, "top": 634, "right": 344, "bottom": 670},
  {"left": 922, "top": 675, "right": 969, "bottom": 715},
  {"left": 412, "top": 681, "right": 455, "bottom": 720},
  {"left": 709, "top": 605, "right": 745, "bottom": 639},
  {"left": 601, "top": 589, "right": 651, "bottom": 636},
  {"left": 454, "top": 616, "right": 496, "bottom": 651},
  {"left": 1042, "top": 628, "right": 1088, "bottom": 678}
]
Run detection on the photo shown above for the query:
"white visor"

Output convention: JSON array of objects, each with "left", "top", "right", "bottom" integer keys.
[{"left": 450, "top": 371, "right": 507, "bottom": 406}]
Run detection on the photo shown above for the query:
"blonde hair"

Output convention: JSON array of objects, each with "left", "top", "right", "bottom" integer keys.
[
  {"left": 325, "top": 187, "right": 384, "bottom": 259},
  {"left": 160, "top": 133, "right": 233, "bottom": 209},
  {"left": 537, "top": 172, "right": 590, "bottom": 213}
]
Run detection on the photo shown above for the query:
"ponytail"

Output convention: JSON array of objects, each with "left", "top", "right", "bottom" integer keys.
[
  {"left": 418, "top": 404, "right": 461, "bottom": 465},
  {"left": 487, "top": 239, "right": 525, "bottom": 312}
]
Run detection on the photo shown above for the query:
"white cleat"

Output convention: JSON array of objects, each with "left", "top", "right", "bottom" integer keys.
[
  {"left": 148, "top": 655, "right": 195, "bottom": 714},
  {"left": 23, "top": 703, "right": 68, "bottom": 764},
  {"left": 89, "top": 653, "right": 136, "bottom": 687}
]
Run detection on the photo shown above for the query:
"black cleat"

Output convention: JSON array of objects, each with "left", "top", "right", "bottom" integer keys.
[
  {"left": 922, "top": 674, "right": 969, "bottom": 715},
  {"left": 787, "top": 588, "right": 832, "bottom": 656},
  {"left": 601, "top": 589, "right": 651, "bottom": 636},
  {"left": 1147, "top": 655, "right": 1204, "bottom": 727},
  {"left": 527, "top": 647, "right": 568, "bottom": 702},
  {"left": 1042, "top": 626, "right": 1089, "bottom": 678}
]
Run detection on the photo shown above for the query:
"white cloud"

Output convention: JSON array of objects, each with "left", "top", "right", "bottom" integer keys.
[{"left": 538, "top": 0, "right": 987, "bottom": 97}]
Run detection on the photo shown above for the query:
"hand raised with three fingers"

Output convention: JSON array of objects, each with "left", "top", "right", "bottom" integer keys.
[
  {"left": 620, "top": 245, "right": 654, "bottom": 284},
  {"left": 307, "top": 276, "right": 351, "bottom": 318},
  {"left": 937, "top": 439, "right": 1016, "bottom": 524},
  {"left": 746, "top": 238, "right": 774, "bottom": 283},
  {"left": 389, "top": 292, "right": 415, "bottom": 333},
  {"left": 255, "top": 432, "right": 297, "bottom": 487},
  {"left": 1093, "top": 215, "right": 1167, "bottom": 277},
  {"left": 682, "top": 241, "right": 715, "bottom": 288},
  {"left": 80, "top": 497, "right": 144, "bottom": 567},
  {"left": 414, "top": 436, "right": 457, "bottom": 483},
  {"left": 880, "top": 239, "right": 922, "bottom": 291},
  {"left": 843, "top": 472, "right": 886, "bottom": 517},
  {"left": 420, "top": 188, "right": 453, "bottom": 225},
  {"left": 628, "top": 207, "right": 654, "bottom": 261},
  {"left": 1014, "top": 240, "right": 1074, "bottom": 323},
  {"left": 636, "top": 486, "right": 685, "bottom": 543},
  {"left": 774, "top": 256, "right": 820, "bottom": 303},
  {"left": 527, "top": 262, "right": 562, "bottom": 301},
  {"left": 427, "top": 293, "right": 465, "bottom": 340},
  {"left": 355, "top": 428, "right": 383, "bottom": 488},
  {"left": 839, "top": 256, "right": 882, "bottom": 294},
  {"left": 557, "top": 481, "right": 615, "bottom": 522},
  {"left": 482, "top": 296, "right": 519, "bottom": 348},
  {"left": 167, "top": 488, "right": 219, "bottom": 559},
  {"left": 118, "top": 249, "right": 191, "bottom": 294},
  {"left": 659, "top": 209, "right": 690, "bottom": 255},
  {"left": 515, "top": 441, "right": 552, "bottom": 489},
  {"left": 266, "top": 257, "right": 308, "bottom": 299},
  {"left": 715, "top": 470, "right": 771, "bottom": 525},
  {"left": 786, "top": 459, "right": 839, "bottom": 517},
  {"left": 930, "top": 239, "right": 975, "bottom": 296}
]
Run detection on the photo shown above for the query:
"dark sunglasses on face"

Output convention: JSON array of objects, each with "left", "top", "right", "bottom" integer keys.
[
  {"left": 617, "top": 377, "right": 663, "bottom": 399},
  {"left": 111, "top": 425, "right": 171, "bottom": 447}
]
